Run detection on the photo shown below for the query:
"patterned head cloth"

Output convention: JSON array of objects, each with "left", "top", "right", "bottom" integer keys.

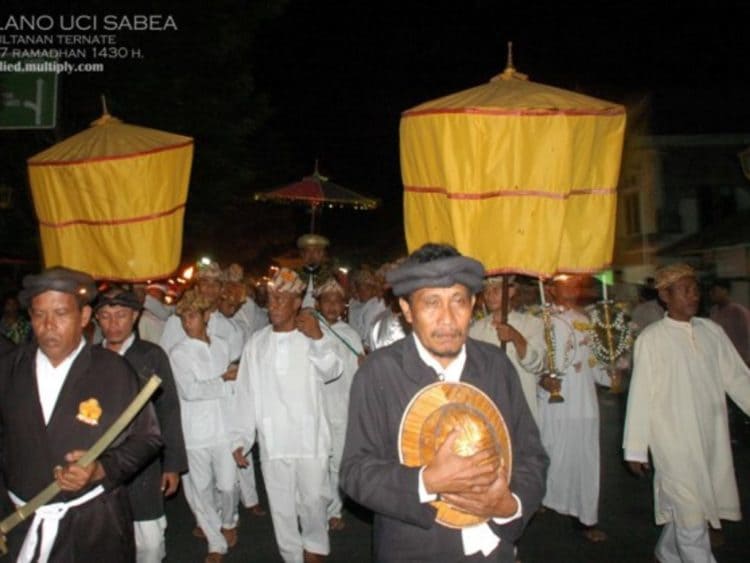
[
  {"left": 483, "top": 275, "right": 516, "bottom": 287},
  {"left": 19, "top": 266, "right": 97, "bottom": 308},
  {"left": 268, "top": 268, "right": 306, "bottom": 294},
  {"left": 221, "top": 263, "right": 244, "bottom": 283},
  {"left": 196, "top": 261, "right": 222, "bottom": 281},
  {"left": 314, "top": 278, "right": 346, "bottom": 299},
  {"left": 654, "top": 263, "right": 696, "bottom": 289},
  {"left": 351, "top": 268, "right": 380, "bottom": 289},
  {"left": 176, "top": 288, "right": 213, "bottom": 316}
]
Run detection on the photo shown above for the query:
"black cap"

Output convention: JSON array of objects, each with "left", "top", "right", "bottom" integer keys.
[
  {"left": 19, "top": 266, "right": 97, "bottom": 308},
  {"left": 94, "top": 289, "right": 142, "bottom": 312}
]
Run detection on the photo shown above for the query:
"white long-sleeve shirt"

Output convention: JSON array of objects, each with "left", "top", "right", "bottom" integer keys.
[
  {"left": 232, "top": 299, "right": 269, "bottom": 344},
  {"left": 169, "top": 335, "right": 234, "bottom": 449},
  {"left": 321, "top": 320, "right": 363, "bottom": 426},
  {"left": 623, "top": 315, "right": 750, "bottom": 528},
  {"left": 231, "top": 326, "right": 343, "bottom": 461},
  {"left": 469, "top": 310, "right": 546, "bottom": 424},
  {"left": 160, "top": 310, "right": 244, "bottom": 361}
]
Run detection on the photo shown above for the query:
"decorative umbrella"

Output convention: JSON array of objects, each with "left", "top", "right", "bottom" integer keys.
[
  {"left": 27, "top": 101, "right": 193, "bottom": 281},
  {"left": 253, "top": 162, "right": 379, "bottom": 232},
  {"left": 400, "top": 45, "right": 626, "bottom": 277},
  {"left": 400, "top": 44, "right": 627, "bottom": 400}
]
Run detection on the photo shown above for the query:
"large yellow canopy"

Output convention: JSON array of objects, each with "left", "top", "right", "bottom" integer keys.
[
  {"left": 27, "top": 112, "right": 193, "bottom": 281},
  {"left": 400, "top": 62, "right": 626, "bottom": 277}
]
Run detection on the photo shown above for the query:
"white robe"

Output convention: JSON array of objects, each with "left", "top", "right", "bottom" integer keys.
[
  {"left": 469, "top": 311, "right": 546, "bottom": 425},
  {"left": 169, "top": 335, "right": 238, "bottom": 553},
  {"left": 169, "top": 335, "right": 234, "bottom": 450},
  {"left": 233, "top": 299, "right": 269, "bottom": 344},
  {"left": 138, "top": 311, "right": 166, "bottom": 346},
  {"left": 160, "top": 310, "right": 244, "bottom": 361},
  {"left": 231, "top": 326, "right": 343, "bottom": 460},
  {"left": 231, "top": 327, "right": 343, "bottom": 561},
  {"left": 320, "top": 320, "right": 363, "bottom": 518},
  {"left": 623, "top": 316, "right": 750, "bottom": 529},
  {"left": 536, "top": 307, "right": 610, "bottom": 526}
]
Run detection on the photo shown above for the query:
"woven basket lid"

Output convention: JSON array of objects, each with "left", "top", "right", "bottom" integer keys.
[{"left": 398, "top": 381, "right": 512, "bottom": 529}]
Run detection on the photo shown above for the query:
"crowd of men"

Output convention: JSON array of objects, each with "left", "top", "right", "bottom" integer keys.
[{"left": 0, "top": 234, "right": 749, "bottom": 563}]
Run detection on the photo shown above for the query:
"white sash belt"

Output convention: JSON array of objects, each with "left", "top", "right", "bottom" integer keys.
[{"left": 9, "top": 485, "right": 105, "bottom": 563}]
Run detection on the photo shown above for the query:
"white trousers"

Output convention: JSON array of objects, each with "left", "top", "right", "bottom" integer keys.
[
  {"left": 237, "top": 462, "right": 259, "bottom": 508},
  {"left": 134, "top": 516, "right": 167, "bottom": 563},
  {"left": 262, "top": 457, "right": 331, "bottom": 563},
  {"left": 327, "top": 420, "right": 347, "bottom": 519},
  {"left": 183, "top": 444, "right": 239, "bottom": 554},
  {"left": 655, "top": 520, "right": 717, "bottom": 563}
]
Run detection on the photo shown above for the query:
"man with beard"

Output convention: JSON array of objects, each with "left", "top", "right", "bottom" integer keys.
[
  {"left": 624, "top": 264, "right": 750, "bottom": 562},
  {"left": 231, "top": 268, "right": 342, "bottom": 563},
  {"left": 95, "top": 287, "right": 187, "bottom": 563},
  {"left": 0, "top": 266, "right": 162, "bottom": 562},
  {"left": 340, "top": 244, "right": 547, "bottom": 562}
]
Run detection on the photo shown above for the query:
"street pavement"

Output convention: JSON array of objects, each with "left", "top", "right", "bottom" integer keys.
[{"left": 165, "top": 388, "right": 750, "bottom": 562}]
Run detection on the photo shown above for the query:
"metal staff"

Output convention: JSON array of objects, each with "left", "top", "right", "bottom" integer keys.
[
  {"left": 0, "top": 375, "right": 162, "bottom": 555},
  {"left": 601, "top": 299, "right": 623, "bottom": 393},
  {"left": 539, "top": 278, "right": 564, "bottom": 403}
]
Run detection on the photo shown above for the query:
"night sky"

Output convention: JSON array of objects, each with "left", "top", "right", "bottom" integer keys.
[
  {"left": 2, "top": 0, "right": 749, "bottom": 269},
  {"left": 248, "top": 0, "right": 750, "bottom": 252},
  {"left": 248, "top": 0, "right": 750, "bottom": 263}
]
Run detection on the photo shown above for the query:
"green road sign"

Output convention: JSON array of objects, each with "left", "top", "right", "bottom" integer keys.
[{"left": 0, "top": 60, "right": 58, "bottom": 129}]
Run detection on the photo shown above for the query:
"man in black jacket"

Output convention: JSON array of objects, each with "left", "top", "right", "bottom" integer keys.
[
  {"left": 95, "top": 286, "right": 188, "bottom": 563},
  {"left": 340, "top": 244, "right": 548, "bottom": 562},
  {"left": 0, "top": 266, "right": 162, "bottom": 562}
]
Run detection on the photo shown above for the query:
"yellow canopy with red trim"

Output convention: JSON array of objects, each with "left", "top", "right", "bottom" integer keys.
[
  {"left": 27, "top": 112, "right": 193, "bottom": 281},
  {"left": 400, "top": 62, "right": 626, "bottom": 277}
]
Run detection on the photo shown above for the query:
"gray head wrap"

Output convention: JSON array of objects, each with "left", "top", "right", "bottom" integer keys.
[
  {"left": 386, "top": 255, "right": 485, "bottom": 297},
  {"left": 19, "top": 266, "right": 97, "bottom": 308}
]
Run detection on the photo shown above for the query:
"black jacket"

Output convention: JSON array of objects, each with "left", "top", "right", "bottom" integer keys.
[
  {"left": 340, "top": 335, "right": 548, "bottom": 563},
  {"left": 121, "top": 336, "right": 188, "bottom": 521},
  {"left": 0, "top": 343, "right": 163, "bottom": 562}
]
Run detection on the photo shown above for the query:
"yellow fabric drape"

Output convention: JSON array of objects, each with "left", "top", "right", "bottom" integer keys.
[
  {"left": 400, "top": 76, "right": 626, "bottom": 277},
  {"left": 27, "top": 115, "right": 193, "bottom": 281}
]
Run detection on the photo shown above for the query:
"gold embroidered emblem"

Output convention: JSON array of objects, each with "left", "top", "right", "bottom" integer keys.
[{"left": 76, "top": 398, "right": 102, "bottom": 426}]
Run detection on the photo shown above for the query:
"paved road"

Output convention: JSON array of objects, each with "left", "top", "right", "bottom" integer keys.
[{"left": 166, "top": 389, "right": 750, "bottom": 562}]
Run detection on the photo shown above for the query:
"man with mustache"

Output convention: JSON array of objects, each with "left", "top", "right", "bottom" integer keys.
[
  {"left": 95, "top": 287, "right": 187, "bottom": 563},
  {"left": 0, "top": 266, "right": 162, "bottom": 562},
  {"left": 340, "top": 243, "right": 548, "bottom": 562}
]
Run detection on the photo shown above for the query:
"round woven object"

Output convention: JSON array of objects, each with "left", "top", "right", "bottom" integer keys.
[{"left": 398, "top": 381, "right": 512, "bottom": 528}]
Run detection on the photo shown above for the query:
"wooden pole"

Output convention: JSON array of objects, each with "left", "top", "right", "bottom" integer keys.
[{"left": 500, "top": 274, "right": 510, "bottom": 351}]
